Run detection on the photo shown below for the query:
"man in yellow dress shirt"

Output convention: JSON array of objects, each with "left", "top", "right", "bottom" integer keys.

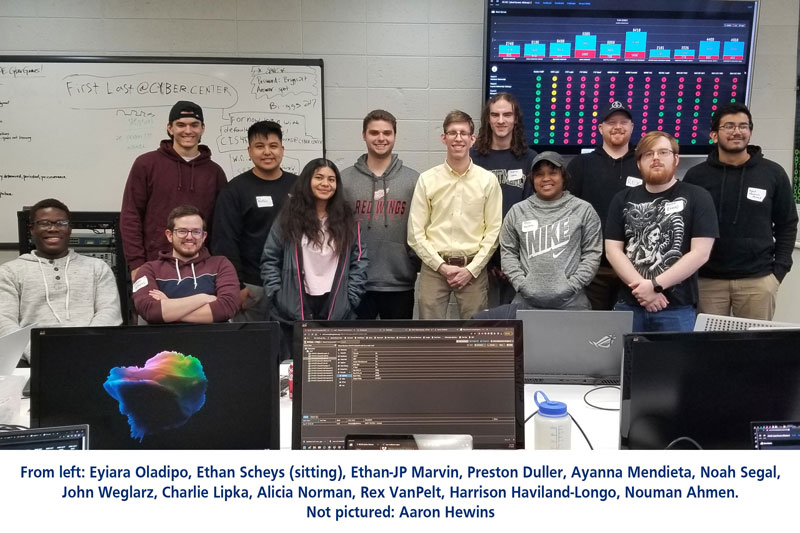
[{"left": 407, "top": 110, "right": 503, "bottom": 318}]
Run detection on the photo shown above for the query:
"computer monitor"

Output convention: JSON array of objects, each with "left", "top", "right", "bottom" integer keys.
[
  {"left": 30, "top": 322, "right": 280, "bottom": 450},
  {"left": 484, "top": 0, "right": 758, "bottom": 153},
  {"left": 751, "top": 422, "right": 800, "bottom": 450},
  {"left": 0, "top": 425, "right": 89, "bottom": 450},
  {"left": 620, "top": 330, "right": 800, "bottom": 449},
  {"left": 293, "top": 320, "right": 524, "bottom": 450}
]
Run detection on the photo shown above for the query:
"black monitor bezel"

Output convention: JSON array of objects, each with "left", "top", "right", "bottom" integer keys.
[
  {"left": 292, "top": 319, "right": 525, "bottom": 450},
  {"left": 30, "top": 322, "right": 281, "bottom": 450},
  {"left": 483, "top": 0, "right": 759, "bottom": 155},
  {"left": 0, "top": 424, "right": 90, "bottom": 450},
  {"left": 620, "top": 329, "right": 800, "bottom": 450}
]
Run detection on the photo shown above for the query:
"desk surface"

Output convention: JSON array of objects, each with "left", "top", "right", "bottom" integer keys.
[{"left": 13, "top": 367, "right": 621, "bottom": 450}]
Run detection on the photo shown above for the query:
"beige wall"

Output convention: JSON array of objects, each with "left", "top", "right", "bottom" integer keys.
[{"left": 775, "top": 246, "right": 800, "bottom": 323}]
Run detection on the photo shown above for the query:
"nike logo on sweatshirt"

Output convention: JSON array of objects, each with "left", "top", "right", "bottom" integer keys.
[{"left": 525, "top": 218, "right": 571, "bottom": 259}]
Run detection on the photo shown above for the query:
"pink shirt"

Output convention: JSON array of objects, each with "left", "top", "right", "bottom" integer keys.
[{"left": 301, "top": 219, "right": 338, "bottom": 295}]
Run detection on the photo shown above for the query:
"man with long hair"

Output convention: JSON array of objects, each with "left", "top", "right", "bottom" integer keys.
[{"left": 471, "top": 93, "right": 537, "bottom": 307}]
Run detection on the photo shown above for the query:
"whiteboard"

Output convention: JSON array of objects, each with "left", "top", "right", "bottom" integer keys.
[{"left": 0, "top": 56, "right": 325, "bottom": 245}]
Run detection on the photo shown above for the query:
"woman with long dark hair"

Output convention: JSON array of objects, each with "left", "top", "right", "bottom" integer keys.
[{"left": 261, "top": 159, "right": 368, "bottom": 357}]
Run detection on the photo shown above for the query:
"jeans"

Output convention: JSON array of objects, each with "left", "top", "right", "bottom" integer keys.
[{"left": 613, "top": 301, "right": 697, "bottom": 332}]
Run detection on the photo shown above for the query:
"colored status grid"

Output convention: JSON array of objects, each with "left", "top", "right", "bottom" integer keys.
[{"left": 528, "top": 72, "right": 741, "bottom": 146}]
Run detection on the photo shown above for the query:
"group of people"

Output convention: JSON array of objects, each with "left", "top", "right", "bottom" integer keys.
[{"left": 1, "top": 95, "right": 797, "bottom": 362}]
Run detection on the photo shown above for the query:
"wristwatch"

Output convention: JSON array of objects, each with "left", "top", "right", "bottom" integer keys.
[{"left": 652, "top": 278, "right": 664, "bottom": 293}]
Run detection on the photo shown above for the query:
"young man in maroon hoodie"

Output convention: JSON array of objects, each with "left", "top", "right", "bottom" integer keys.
[
  {"left": 121, "top": 100, "right": 227, "bottom": 280},
  {"left": 132, "top": 205, "right": 239, "bottom": 323}
]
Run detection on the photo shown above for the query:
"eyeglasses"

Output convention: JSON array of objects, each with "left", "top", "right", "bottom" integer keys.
[
  {"left": 172, "top": 228, "right": 204, "bottom": 238},
  {"left": 33, "top": 220, "right": 70, "bottom": 229},
  {"left": 640, "top": 149, "right": 675, "bottom": 161},
  {"left": 445, "top": 130, "right": 472, "bottom": 139},
  {"left": 718, "top": 123, "right": 751, "bottom": 132}
]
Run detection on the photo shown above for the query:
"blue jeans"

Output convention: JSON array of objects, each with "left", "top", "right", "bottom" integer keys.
[{"left": 613, "top": 301, "right": 696, "bottom": 332}]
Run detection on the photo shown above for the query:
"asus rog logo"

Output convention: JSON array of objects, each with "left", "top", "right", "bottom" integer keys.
[{"left": 589, "top": 334, "right": 616, "bottom": 349}]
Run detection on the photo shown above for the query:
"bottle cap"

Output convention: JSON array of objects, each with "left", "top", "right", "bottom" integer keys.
[{"left": 534, "top": 390, "right": 568, "bottom": 417}]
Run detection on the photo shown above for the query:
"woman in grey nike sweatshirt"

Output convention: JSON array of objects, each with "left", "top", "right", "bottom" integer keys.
[{"left": 499, "top": 152, "right": 602, "bottom": 310}]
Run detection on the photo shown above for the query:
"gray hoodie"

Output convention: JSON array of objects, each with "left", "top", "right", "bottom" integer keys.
[
  {"left": 500, "top": 191, "right": 602, "bottom": 309},
  {"left": 0, "top": 249, "right": 122, "bottom": 360},
  {"left": 341, "top": 154, "right": 420, "bottom": 291}
]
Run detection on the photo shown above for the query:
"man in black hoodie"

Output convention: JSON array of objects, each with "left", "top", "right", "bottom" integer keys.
[
  {"left": 684, "top": 102, "right": 797, "bottom": 320},
  {"left": 567, "top": 100, "right": 642, "bottom": 310}
]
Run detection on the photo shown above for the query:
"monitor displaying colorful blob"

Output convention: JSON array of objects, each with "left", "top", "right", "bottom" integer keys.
[
  {"left": 30, "top": 322, "right": 280, "bottom": 449},
  {"left": 103, "top": 351, "right": 208, "bottom": 441}
]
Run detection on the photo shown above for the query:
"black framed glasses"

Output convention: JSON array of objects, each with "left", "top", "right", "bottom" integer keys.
[
  {"left": 718, "top": 123, "right": 751, "bottom": 132},
  {"left": 172, "top": 228, "right": 204, "bottom": 238},
  {"left": 32, "top": 220, "right": 70, "bottom": 229}
]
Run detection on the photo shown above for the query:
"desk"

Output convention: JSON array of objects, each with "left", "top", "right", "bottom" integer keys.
[
  {"left": 15, "top": 366, "right": 621, "bottom": 450},
  {"left": 523, "top": 384, "right": 620, "bottom": 450},
  {"left": 279, "top": 373, "right": 620, "bottom": 450}
]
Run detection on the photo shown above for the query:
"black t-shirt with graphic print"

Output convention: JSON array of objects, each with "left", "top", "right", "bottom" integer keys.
[{"left": 605, "top": 180, "right": 719, "bottom": 307}]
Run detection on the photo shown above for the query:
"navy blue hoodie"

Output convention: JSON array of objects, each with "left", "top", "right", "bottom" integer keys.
[{"left": 683, "top": 145, "right": 798, "bottom": 281}]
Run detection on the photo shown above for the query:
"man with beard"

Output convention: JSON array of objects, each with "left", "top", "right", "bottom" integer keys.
[
  {"left": 567, "top": 100, "right": 642, "bottom": 310},
  {"left": 605, "top": 131, "right": 718, "bottom": 332},
  {"left": 684, "top": 103, "right": 798, "bottom": 320},
  {"left": 132, "top": 205, "right": 239, "bottom": 323}
]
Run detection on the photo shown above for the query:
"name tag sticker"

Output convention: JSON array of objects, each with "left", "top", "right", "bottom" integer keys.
[
  {"left": 746, "top": 187, "right": 766, "bottom": 202},
  {"left": 256, "top": 196, "right": 274, "bottom": 208},
  {"left": 132, "top": 276, "right": 148, "bottom": 293},
  {"left": 626, "top": 176, "right": 643, "bottom": 187},
  {"left": 507, "top": 169, "right": 525, "bottom": 184},
  {"left": 664, "top": 200, "right": 685, "bottom": 215},
  {"left": 521, "top": 220, "right": 539, "bottom": 233}
]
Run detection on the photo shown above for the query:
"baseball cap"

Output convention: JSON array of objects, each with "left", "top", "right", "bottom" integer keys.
[
  {"left": 598, "top": 100, "right": 633, "bottom": 123},
  {"left": 530, "top": 151, "right": 566, "bottom": 172},
  {"left": 169, "top": 101, "right": 204, "bottom": 123}
]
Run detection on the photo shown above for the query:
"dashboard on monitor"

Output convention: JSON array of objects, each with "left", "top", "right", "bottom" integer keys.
[{"left": 484, "top": 0, "right": 758, "bottom": 153}]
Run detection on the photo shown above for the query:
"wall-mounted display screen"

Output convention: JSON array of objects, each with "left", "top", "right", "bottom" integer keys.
[{"left": 484, "top": 0, "right": 758, "bottom": 153}]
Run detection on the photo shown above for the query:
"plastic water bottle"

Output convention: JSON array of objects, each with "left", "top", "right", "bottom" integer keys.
[{"left": 533, "top": 391, "right": 571, "bottom": 450}]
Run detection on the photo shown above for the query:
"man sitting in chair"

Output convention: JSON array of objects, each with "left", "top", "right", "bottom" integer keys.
[
  {"left": 132, "top": 205, "right": 240, "bottom": 323},
  {"left": 0, "top": 198, "right": 122, "bottom": 362}
]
